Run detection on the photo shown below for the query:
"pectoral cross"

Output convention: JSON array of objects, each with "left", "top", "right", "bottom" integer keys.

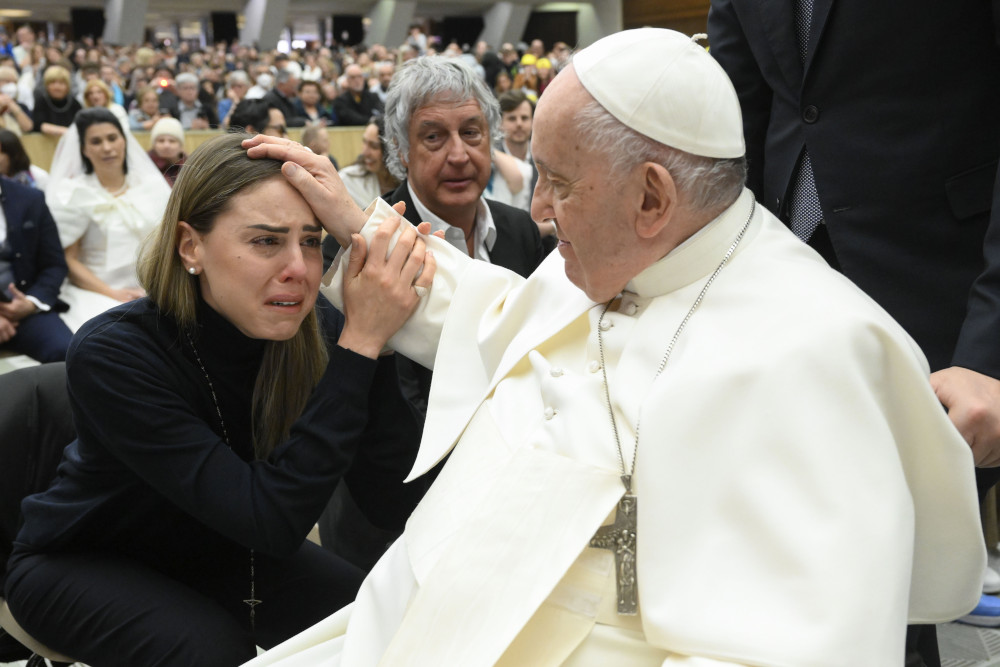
[{"left": 589, "top": 482, "right": 638, "bottom": 615}]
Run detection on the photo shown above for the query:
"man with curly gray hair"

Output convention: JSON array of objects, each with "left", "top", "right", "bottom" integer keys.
[{"left": 381, "top": 55, "right": 543, "bottom": 423}]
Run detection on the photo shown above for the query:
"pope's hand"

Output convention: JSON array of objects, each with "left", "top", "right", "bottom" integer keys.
[
  {"left": 931, "top": 366, "right": 1000, "bottom": 467},
  {"left": 243, "top": 134, "right": 368, "bottom": 248},
  {"left": 337, "top": 215, "right": 435, "bottom": 359}
]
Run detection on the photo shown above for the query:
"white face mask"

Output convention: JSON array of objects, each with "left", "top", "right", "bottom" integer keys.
[{"left": 0, "top": 83, "right": 17, "bottom": 98}]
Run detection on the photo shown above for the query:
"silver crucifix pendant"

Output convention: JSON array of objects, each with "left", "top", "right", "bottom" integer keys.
[{"left": 589, "top": 491, "right": 638, "bottom": 615}]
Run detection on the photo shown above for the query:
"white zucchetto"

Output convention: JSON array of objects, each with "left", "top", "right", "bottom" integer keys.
[{"left": 573, "top": 28, "right": 746, "bottom": 159}]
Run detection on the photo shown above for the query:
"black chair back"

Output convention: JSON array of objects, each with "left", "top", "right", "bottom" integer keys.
[{"left": 0, "top": 363, "right": 75, "bottom": 661}]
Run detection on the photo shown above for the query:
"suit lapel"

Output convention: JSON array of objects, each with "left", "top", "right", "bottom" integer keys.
[
  {"left": 804, "top": 0, "right": 834, "bottom": 77},
  {"left": 755, "top": 0, "right": 803, "bottom": 87}
]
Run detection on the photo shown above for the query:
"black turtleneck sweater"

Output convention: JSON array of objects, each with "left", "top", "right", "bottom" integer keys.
[{"left": 11, "top": 295, "right": 424, "bottom": 571}]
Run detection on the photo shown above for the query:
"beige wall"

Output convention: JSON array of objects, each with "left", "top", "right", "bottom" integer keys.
[
  {"left": 22, "top": 126, "right": 367, "bottom": 173},
  {"left": 623, "top": 0, "right": 710, "bottom": 36}
]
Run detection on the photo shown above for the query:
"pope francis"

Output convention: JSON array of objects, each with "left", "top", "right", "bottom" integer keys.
[{"left": 243, "top": 28, "right": 984, "bottom": 667}]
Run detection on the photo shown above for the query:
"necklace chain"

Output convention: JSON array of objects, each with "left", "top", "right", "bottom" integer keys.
[
  {"left": 597, "top": 199, "right": 756, "bottom": 493},
  {"left": 185, "top": 330, "right": 260, "bottom": 631}
]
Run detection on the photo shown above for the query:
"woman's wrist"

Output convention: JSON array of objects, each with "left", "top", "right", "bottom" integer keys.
[{"left": 337, "top": 327, "right": 385, "bottom": 359}]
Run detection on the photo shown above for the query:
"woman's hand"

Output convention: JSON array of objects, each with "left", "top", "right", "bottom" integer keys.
[
  {"left": 337, "top": 215, "right": 436, "bottom": 359},
  {"left": 243, "top": 134, "right": 367, "bottom": 247}
]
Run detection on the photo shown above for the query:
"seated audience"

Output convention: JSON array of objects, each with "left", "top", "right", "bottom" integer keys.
[
  {"left": 147, "top": 117, "right": 186, "bottom": 186},
  {"left": 0, "top": 176, "right": 71, "bottom": 362},
  {"left": 45, "top": 108, "right": 171, "bottom": 331},
  {"left": 2, "top": 132, "right": 431, "bottom": 665},
  {"left": 0, "top": 129, "right": 49, "bottom": 190},
  {"left": 32, "top": 65, "right": 82, "bottom": 137}
]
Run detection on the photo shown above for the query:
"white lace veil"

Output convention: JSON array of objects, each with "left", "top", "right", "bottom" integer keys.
[
  {"left": 47, "top": 113, "right": 165, "bottom": 189},
  {"left": 46, "top": 110, "right": 171, "bottom": 247}
]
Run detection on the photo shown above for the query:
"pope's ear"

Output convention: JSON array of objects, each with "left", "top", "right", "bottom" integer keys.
[
  {"left": 635, "top": 162, "right": 676, "bottom": 240},
  {"left": 176, "top": 221, "right": 201, "bottom": 267}
]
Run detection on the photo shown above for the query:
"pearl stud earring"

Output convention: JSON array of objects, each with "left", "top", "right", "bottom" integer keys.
[{"left": 189, "top": 267, "right": 197, "bottom": 275}]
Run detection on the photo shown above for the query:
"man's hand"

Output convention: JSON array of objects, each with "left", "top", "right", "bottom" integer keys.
[
  {"left": 243, "top": 134, "right": 368, "bottom": 246},
  {"left": 0, "top": 283, "right": 37, "bottom": 322},
  {"left": 931, "top": 366, "right": 1000, "bottom": 466},
  {"left": 0, "top": 313, "right": 17, "bottom": 344}
]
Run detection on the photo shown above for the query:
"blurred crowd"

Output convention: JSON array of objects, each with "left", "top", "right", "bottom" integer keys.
[{"left": 0, "top": 22, "right": 574, "bottom": 139}]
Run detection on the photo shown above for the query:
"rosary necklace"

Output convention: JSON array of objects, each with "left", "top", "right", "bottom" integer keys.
[
  {"left": 590, "top": 199, "right": 755, "bottom": 615},
  {"left": 185, "top": 330, "right": 262, "bottom": 631}
]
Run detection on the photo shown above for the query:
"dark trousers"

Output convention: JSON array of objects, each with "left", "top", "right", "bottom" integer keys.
[
  {"left": 4, "top": 541, "right": 364, "bottom": 666},
  {"left": 1, "top": 311, "right": 72, "bottom": 362}
]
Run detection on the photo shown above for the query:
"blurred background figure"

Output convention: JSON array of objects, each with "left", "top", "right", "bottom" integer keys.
[
  {"left": 300, "top": 123, "right": 339, "bottom": 170},
  {"left": 229, "top": 98, "right": 287, "bottom": 137},
  {"left": 128, "top": 84, "right": 168, "bottom": 132},
  {"left": 0, "top": 128, "right": 48, "bottom": 190},
  {"left": 32, "top": 65, "right": 81, "bottom": 137},
  {"left": 46, "top": 108, "right": 171, "bottom": 331},
  {"left": 293, "top": 80, "right": 335, "bottom": 126},
  {"left": 217, "top": 70, "right": 250, "bottom": 129},
  {"left": 147, "top": 117, "right": 186, "bottom": 187},
  {"left": 0, "top": 66, "right": 32, "bottom": 136},
  {"left": 82, "top": 78, "right": 129, "bottom": 128},
  {"left": 493, "top": 69, "right": 512, "bottom": 97},
  {"left": 333, "top": 64, "right": 383, "bottom": 126},
  {"left": 337, "top": 116, "right": 398, "bottom": 210}
]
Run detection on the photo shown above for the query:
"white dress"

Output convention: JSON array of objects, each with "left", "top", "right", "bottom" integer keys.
[{"left": 45, "top": 125, "right": 171, "bottom": 332}]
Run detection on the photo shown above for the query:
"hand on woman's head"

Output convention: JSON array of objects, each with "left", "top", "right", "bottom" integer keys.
[{"left": 244, "top": 134, "right": 368, "bottom": 247}]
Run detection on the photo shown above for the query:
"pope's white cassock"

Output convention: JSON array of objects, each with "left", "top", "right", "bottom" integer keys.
[{"left": 246, "top": 190, "right": 984, "bottom": 667}]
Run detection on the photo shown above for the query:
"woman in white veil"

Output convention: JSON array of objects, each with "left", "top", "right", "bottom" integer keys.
[{"left": 46, "top": 107, "right": 171, "bottom": 331}]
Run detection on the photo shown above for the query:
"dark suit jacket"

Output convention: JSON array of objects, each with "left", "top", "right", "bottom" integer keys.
[
  {"left": 332, "top": 90, "right": 384, "bottom": 127},
  {"left": 388, "top": 180, "right": 544, "bottom": 426},
  {"left": 708, "top": 0, "right": 1000, "bottom": 377},
  {"left": 0, "top": 177, "right": 67, "bottom": 308}
]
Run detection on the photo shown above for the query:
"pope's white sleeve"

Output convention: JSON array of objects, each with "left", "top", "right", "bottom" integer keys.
[{"left": 319, "top": 197, "right": 477, "bottom": 369}]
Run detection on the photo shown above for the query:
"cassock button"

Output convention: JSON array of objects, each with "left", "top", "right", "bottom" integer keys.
[
  {"left": 587, "top": 360, "right": 601, "bottom": 373},
  {"left": 543, "top": 406, "right": 555, "bottom": 420},
  {"left": 599, "top": 319, "right": 613, "bottom": 331},
  {"left": 549, "top": 367, "right": 564, "bottom": 377}
]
